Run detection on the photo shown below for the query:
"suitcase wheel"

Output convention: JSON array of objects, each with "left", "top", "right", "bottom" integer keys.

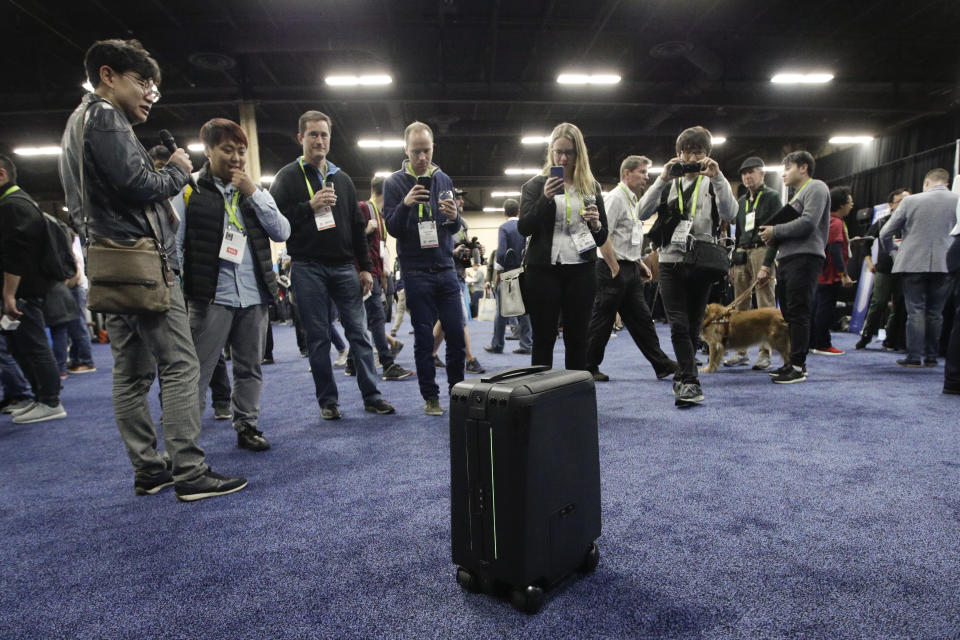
[
  {"left": 578, "top": 542, "right": 600, "bottom": 574},
  {"left": 511, "top": 585, "right": 544, "bottom": 614},
  {"left": 456, "top": 567, "right": 482, "bottom": 593}
]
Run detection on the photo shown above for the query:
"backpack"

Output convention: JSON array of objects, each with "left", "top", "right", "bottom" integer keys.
[{"left": 39, "top": 211, "right": 77, "bottom": 282}]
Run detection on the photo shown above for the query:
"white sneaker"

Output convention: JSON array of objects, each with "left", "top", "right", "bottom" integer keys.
[
  {"left": 3, "top": 398, "right": 34, "bottom": 415},
  {"left": 11, "top": 401, "right": 38, "bottom": 417},
  {"left": 12, "top": 402, "right": 67, "bottom": 424},
  {"left": 334, "top": 349, "right": 349, "bottom": 367}
]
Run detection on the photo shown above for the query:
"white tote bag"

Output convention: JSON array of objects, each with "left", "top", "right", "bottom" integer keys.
[{"left": 498, "top": 267, "right": 526, "bottom": 317}]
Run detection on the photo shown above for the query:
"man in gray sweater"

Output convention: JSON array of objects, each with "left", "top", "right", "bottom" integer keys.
[
  {"left": 879, "top": 168, "right": 959, "bottom": 367},
  {"left": 758, "top": 150, "right": 830, "bottom": 384}
]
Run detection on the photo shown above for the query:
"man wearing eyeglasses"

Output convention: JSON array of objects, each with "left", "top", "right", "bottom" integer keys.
[{"left": 60, "top": 39, "right": 247, "bottom": 502}]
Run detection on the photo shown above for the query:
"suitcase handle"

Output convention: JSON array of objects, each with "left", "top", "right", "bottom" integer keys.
[{"left": 480, "top": 365, "right": 550, "bottom": 383}]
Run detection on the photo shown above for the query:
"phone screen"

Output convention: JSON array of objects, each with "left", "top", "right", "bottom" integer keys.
[{"left": 550, "top": 166, "right": 564, "bottom": 180}]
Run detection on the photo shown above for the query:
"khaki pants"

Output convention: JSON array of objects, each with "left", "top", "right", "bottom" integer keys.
[{"left": 731, "top": 246, "right": 777, "bottom": 358}]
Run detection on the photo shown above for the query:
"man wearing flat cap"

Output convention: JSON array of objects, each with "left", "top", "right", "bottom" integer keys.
[{"left": 725, "top": 157, "right": 783, "bottom": 370}]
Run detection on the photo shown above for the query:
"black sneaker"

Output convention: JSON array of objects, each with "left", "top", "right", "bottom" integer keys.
[
  {"left": 512, "top": 347, "right": 532, "bottom": 355},
  {"left": 134, "top": 469, "right": 174, "bottom": 496},
  {"left": 261, "top": 356, "right": 275, "bottom": 365},
  {"left": 174, "top": 470, "right": 248, "bottom": 502},
  {"left": 923, "top": 358, "right": 938, "bottom": 367},
  {"left": 237, "top": 426, "right": 270, "bottom": 451},
  {"left": 591, "top": 370, "right": 610, "bottom": 382},
  {"left": 389, "top": 340, "right": 404, "bottom": 357},
  {"left": 483, "top": 345, "right": 503, "bottom": 354},
  {"left": 465, "top": 358, "right": 486, "bottom": 374},
  {"left": 212, "top": 401, "right": 231, "bottom": 420},
  {"left": 854, "top": 336, "right": 870, "bottom": 350},
  {"left": 675, "top": 382, "right": 704, "bottom": 407},
  {"left": 896, "top": 358, "right": 923, "bottom": 368},
  {"left": 433, "top": 355, "right": 445, "bottom": 368},
  {"left": 772, "top": 366, "right": 807, "bottom": 384},
  {"left": 364, "top": 398, "right": 396, "bottom": 414},
  {"left": 769, "top": 363, "right": 793, "bottom": 377},
  {"left": 382, "top": 363, "right": 414, "bottom": 381},
  {"left": 321, "top": 404, "right": 342, "bottom": 420},
  {"left": 344, "top": 359, "right": 356, "bottom": 376}
]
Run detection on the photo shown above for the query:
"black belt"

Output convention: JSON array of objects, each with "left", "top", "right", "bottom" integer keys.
[
  {"left": 738, "top": 243, "right": 766, "bottom": 251},
  {"left": 411, "top": 265, "right": 453, "bottom": 273}
]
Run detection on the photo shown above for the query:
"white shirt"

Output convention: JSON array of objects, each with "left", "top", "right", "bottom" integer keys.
[
  {"left": 550, "top": 188, "right": 591, "bottom": 264},
  {"left": 603, "top": 182, "right": 643, "bottom": 261}
]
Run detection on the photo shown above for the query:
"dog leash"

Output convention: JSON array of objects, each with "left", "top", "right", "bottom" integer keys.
[{"left": 723, "top": 279, "right": 760, "bottom": 314}]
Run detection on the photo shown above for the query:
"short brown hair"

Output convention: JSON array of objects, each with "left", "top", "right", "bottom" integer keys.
[
  {"left": 675, "top": 126, "right": 713, "bottom": 156},
  {"left": 924, "top": 168, "right": 950, "bottom": 185},
  {"left": 404, "top": 121, "right": 434, "bottom": 144},
  {"left": 200, "top": 118, "right": 248, "bottom": 148},
  {"left": 84, "top": 39, "right": 160, "bottom": 89},
  {"left": 299, "top": 110, "right": 332, "bottom": 136},
  {"left": 620, "top": 155, "right": 651, "bottom": 177}
]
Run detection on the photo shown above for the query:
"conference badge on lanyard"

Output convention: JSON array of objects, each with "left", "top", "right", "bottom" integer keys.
[
  {"left": 571, "top": 226, "right": 596, "bottom": 253},
  {"left": 631, "top": 220, "right": 643, "bottom": 246},
  {"left": 419, "top": 221, "right": 439, "bottom": 248},
  {"left": 314, "top": 206, "right": 336, "bottom": 231},
  {"left": 671, "top": 219, "right": 692, "bottom": 245},
  {"left": 219, "top": 228, "right": 247, "bottom": 264}
]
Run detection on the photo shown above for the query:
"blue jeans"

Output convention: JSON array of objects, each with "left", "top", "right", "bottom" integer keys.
[
  {"left": 0, "top": 333, "right": 31, "bottom": 400},
  {"left": 67, "top": 286, "right": 94, "bottom": 366},
  {"left": 404, "top": 268, "right": 465, "bottom": 399},
  {"left": 491, "top": 288, "right": 532, "bottom": 351},
  {"left": 348, "top": 277, "right": 395, "bottom": 369},
  {"left": 292, "top": 262, "right": 381, "bottom": 407},
  {"left": 901, "top": 272, "right": 951, "bottom": 362},
  {"left": 4, "top": 298, "right": 60, "bottom": 405}
]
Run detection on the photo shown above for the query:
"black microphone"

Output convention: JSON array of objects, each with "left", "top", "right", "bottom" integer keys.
[{"left": 158, "top": 129, "right": 197, "bottom": 189}]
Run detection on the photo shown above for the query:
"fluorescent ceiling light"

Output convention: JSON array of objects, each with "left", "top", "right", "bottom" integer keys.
[
  {"left": 490, "top": 191, "right": 521, "bottom": 197},
  {"left": 771, "top": 72, "right": 834, "bottom": 84},
  {"left": 829, "top": 136, "right": 874, "bottom": 144},
  {"left": 13, "top": 146, "right": 61, "bottom": 156},
  {"left": 325, "top": 75, "right": 392, "bottom": 87},
  {"left": 483, "top": 207, "right": 505, "bottom": 212},
  {"left": 374, "top": 171, "right": 393, "bottom": 178},
  {"left": 711, "top": 137, "right": 727, "bottom": 145},
  {"left": 357, "top": 139, "right": 405, "bottom": 149},
  {"left": 187, "top": 143, "right": 204, "bottom": 152},
  {"left": 62, "top": 206, "right": 69, "bottom": 212},
  {"left": 260, "top": 175, "right": 274, "bottom": 184},
  {"left": 521, "top": 136, "right": 551, "bottom": 144},
  {"left": 82, "top": 81, "right": 94, "bottom": 92},
  {"left": 764, "top": 166, "right": 784, "bottom": 173},
  {"left": 557, "top": 73, "right": 621, "bottom": 85},
  {"left": 505, "top": 168, "right": 541, "bottom": 176},
  {"left": 648, "top": 167, "right": 664, "bottom": 175}
]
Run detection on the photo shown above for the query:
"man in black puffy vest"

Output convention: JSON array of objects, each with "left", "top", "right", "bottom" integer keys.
[{"left": 175, "top": 118, "right": 290, "bottom": 451}]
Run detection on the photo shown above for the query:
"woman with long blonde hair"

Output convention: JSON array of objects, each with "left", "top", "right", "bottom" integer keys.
[{"left": 517, "top": 122, "right": 609, "bottom": 370}]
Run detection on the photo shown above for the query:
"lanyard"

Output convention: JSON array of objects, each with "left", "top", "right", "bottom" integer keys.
[
  {"left": 745, "top": 190, "right": 763, "bottom": 213},
  {"left": 676, "top": 175, "right": 703, "bottom": 219},
  {"left": 618, "top": 182, "right": 638, "bottom": 221},
  {"left": 563, "top": 187, "right": 583, "bottom": 224},
  {"left": 405, "top": 162, "right": 434, "bottom": 221},
  {"left": 369, "top": 199, "right": 385, "bottom": 237},
  {"left": 298, "top": 158, "right": 328, "bottom": 198},
  {"left": 224, "top": 190, "right": 242, "bottom": 231},
  {"left": 0, "top": 185, "right": 21, "bottom": 200},
  {"left": 790, "top": 179, "right": 812, "bottom": 204}
]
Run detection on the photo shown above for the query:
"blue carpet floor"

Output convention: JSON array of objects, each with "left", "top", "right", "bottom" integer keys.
[{"left": 1, "top": 316, "right": 958, "bottom": 639}]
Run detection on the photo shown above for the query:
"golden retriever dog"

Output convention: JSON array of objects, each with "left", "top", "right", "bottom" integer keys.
[{"left": 700, "top": 303, "right": 790, "bottom": 373}]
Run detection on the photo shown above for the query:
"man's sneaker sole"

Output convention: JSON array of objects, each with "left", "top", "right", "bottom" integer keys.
[
  {"left": 12, "top": 405, "right": 67, "bottom": 424},
  {"left": 135, "top": 479, "right": 174, "bottom": 496},
  {"left": 772, "top": 371, "right": 808, "bottom": 384},
  {"left": 364, "top": 403, "right": 396, "bottom": 415},
  {"left": 175, "top": 479, "right": 248, "bottom": 502}
]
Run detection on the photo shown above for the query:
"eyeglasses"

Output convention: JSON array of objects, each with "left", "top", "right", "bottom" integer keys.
[
  {"left": 123, "top": 73, "right": 161, "bottom": 103},
  {"left": 552, "top": 148, "right": 577, "bottom": 157}
]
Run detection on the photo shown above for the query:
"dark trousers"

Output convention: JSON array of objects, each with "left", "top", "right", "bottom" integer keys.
[
  {"left": 523, "top": 262, "right": 597, "bottom": 371},
  {"left": 778, "top": 254, "right": 824, "bottom": 367},
  {"left": 348, "top": 277, "right": 395, "bottom": 370},
  {"left": 810, "top": 281, "right": 841, "bottom": 350},
  {"left": 658, "top": 262, "right": 713, "bottom": 384},
  {"left": 861, "top": 271, "right": 901, "bottom": 340},
  {"left": 586, "top": 260, "right": 675, "bottom": 376},
  {"left": 944, "top": 274, "right": 960, "bottom": 391},
  {"left": 901, "top": 272, "right": 951, "bottom": 362},
  {"left": 210, "top": 351, "right": 231, "bottom": 404},
  {"left": 404, "top": 268, "right": 466, "bottom": 399},
  {"left": 4, "top": 298, "right": 60, "bottom": 406}
]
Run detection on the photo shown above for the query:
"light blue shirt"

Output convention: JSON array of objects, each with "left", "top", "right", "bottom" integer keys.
[{"left": 173, "top": 176, "right": 290, "bottom": 307}]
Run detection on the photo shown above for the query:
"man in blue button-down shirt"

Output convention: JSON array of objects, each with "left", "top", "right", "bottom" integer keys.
[{"left": 174, "top": 118, "right": 290, "bottom": 452}]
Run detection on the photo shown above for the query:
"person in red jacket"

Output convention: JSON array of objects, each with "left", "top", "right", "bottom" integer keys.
[{"left": 810, "top": 186, "right": 854, "bottom": 355}]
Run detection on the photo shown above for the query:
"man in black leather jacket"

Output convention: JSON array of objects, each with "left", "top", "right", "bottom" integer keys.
[{"left": 59, "top": 38, "right": 246, "bottom": 502}]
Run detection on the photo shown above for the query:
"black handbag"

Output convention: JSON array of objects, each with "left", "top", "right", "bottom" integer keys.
[{"left": 682, "top": 238, "right": 732, "bottom": 283}]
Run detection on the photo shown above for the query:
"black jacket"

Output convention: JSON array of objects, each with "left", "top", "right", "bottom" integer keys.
[
  {"left": 181, "top": 166, "right": 278, "bottom": 302},
  {"left": 59, "top": 93, "right": 186, "bottom": 251},
  {"left": 518, "top": 174, "right": 608, "bottom": 265},
  {"left": 269, "top": 158, "right": 371, "bottom": 271},
  {"left": 0, "top": 185, "right": 55, "bottom": 298}
]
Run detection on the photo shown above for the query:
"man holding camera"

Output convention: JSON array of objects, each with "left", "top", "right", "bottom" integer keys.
[
  {"left": 383, "top": 121, "right": 464, "bottom": 416},
  {"left": 725, "top": 157, "right": 782, "bottom": 370},
  {"left": 270, "top": 111, "right": 395, "bottom": 420}
]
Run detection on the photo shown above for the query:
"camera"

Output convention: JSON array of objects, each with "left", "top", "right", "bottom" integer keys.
[{"left": 669, "top": 162, "right": 704, "bottom": 177}]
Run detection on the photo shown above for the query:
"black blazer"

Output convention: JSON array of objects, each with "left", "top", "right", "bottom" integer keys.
[{"left": 518, "top": 174, "right": 608, "bottom": 265}]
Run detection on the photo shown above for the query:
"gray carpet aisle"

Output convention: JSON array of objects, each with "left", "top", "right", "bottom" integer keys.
[{"left": 1, "top": 316, "right": 958, "bottom": 639}]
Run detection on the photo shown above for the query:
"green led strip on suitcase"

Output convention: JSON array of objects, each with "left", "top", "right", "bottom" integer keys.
[{"left": 489, "top": 426, "right": 498, "bottom": 560}]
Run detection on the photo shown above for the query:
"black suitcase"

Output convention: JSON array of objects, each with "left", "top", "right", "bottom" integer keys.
[{"left": 449, "top": 366, "right": 601, "bottom": 613}]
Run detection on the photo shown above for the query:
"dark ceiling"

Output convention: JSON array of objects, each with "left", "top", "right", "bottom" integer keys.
[{"left": 3, "top": 0, "right": 959, "bottom": 207}]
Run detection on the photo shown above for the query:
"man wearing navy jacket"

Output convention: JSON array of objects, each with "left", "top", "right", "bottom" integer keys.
[
  {"left": 270, "top": 111, "right": 395, "bottom": 420},
  {"left": 383, "top": 121, "right": 465, "bottom": 416}
]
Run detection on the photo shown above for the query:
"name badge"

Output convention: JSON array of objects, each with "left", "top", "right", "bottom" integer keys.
[
  {"left": 671, "top": 219, "right": 693, "bottom": 245},
  {"left": 314, "top": 206, "right": 336, "bottom": 231},
  {"left": 219, "top": 228, "right": 247, "bottom": 264},
  {"left": 571, "top": 227, "right": 597, "bottom": 254},
  {"left": 631, "top": 221, "right": 643, "bottom": 246},
  {"left": 744, "top": 212, "right": 756, "bottom": 232},
  {"left": 418, "top": 221, "right": 439, "bottom": 248}
]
